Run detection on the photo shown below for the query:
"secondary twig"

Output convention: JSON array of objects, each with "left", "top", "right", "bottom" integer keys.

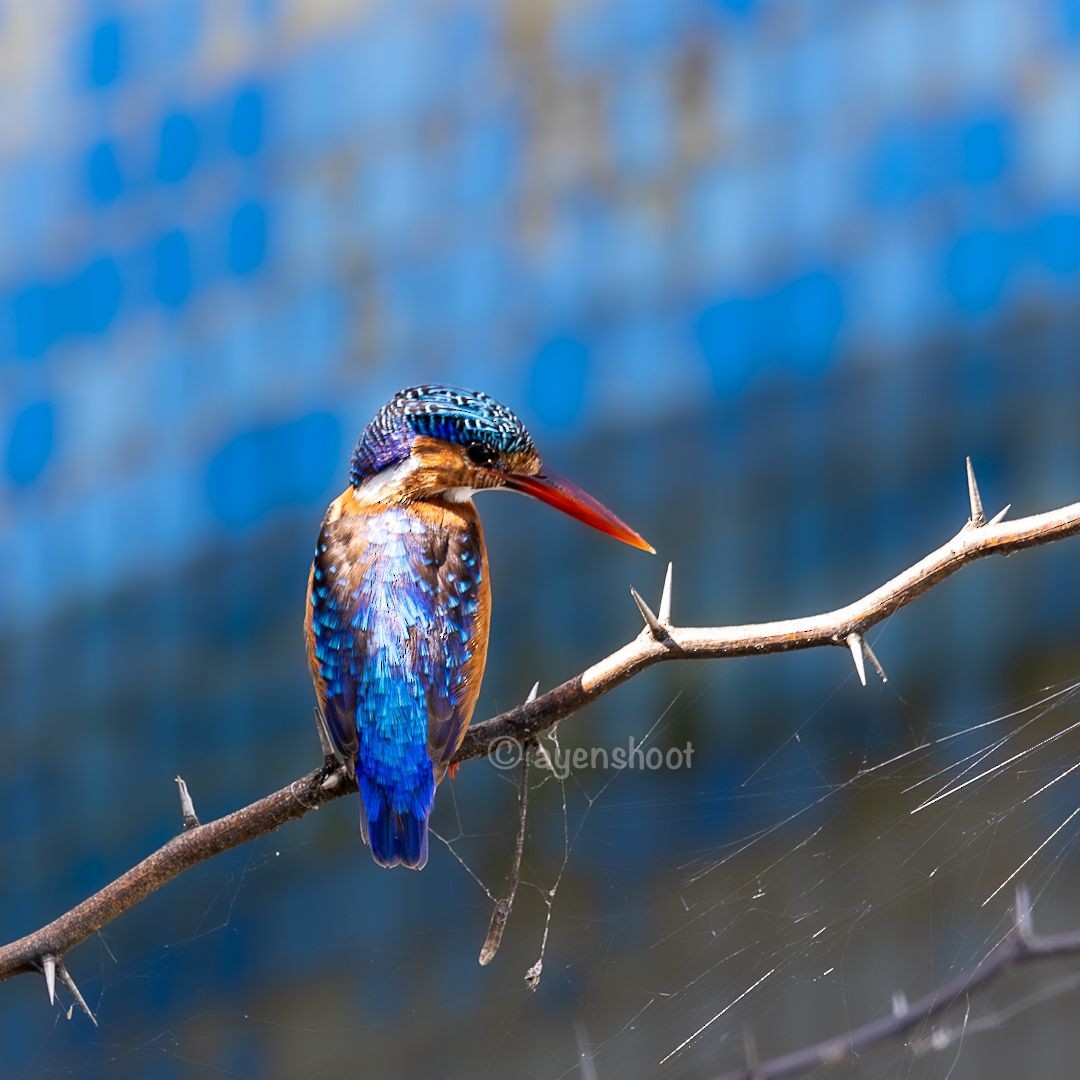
[
  {"left": 710, "top": 886, "right": 1080, "bottom": 1080},
  {"left": 2, "top": 463, "right": 1079, "bottom": 1019},
  {"left": 478, "top": 737, "right": 532, "bottom": 966}
]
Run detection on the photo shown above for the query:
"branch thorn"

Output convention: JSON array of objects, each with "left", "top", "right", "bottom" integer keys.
[
  {"left": 1014, "top": 882, "right": 1033, "bottom": 943},
  {"left": 846, "top": 632, "right": 888, "bottom": 686},
  {"left": 631, "top": 587, "right": 666, "bottom": 641},
  {"left": 861, "top": 636, "right": 889, "bottom": 683},
  {"left": 966, "top": 456, "right": 985, "bottom": 528},
  {"left": 57, "top": 958, "right": 97, "bottom": 1026},
  {"left": 658, "top": 562, "right": 673, "bottom": 625},
  {"left": 987, "top": 503, "right": 1011, "bottom": 527},
  {"left": 525, "top": 681, "right": 539, "bottom": 705},
  {"left": 174, "top": 776, "right": 200, "bottom": 830},
  {"left": 42, "top": 954, "right": 56, "bottom": 1006},
  {"left": 846, "top": 633, "right": 867, "bottom": 687}
]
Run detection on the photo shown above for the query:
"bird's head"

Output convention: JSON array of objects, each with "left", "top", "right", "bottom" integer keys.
[{"left": 350, "top": 384, "right": 653, "bottom": 553}]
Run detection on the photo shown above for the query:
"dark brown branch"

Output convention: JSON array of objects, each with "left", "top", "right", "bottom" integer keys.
[
  {"left": 710, "top": 887, "right": 1080, "bottom": 1080},
  {"left": 2, "top": 468, "right": 1080, "bottom": 1015},
  {"left": 0, "top": 763, "right": 355, "bottom": 983}
]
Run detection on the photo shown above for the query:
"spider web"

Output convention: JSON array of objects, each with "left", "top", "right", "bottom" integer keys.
[
  {"left": 559, "top": 662, "right": 1080, "bottom": 1079},
  {"left": 10, "top": 644, "right": 1080, "bottom": 1080},
  {"left": 425, "top": 649, "right": 1080, "bottom": 1079}
]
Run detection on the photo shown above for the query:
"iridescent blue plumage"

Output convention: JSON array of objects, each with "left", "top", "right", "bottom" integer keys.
[{"left": 309, "top": 504, "right": 485, "bottom": 868}]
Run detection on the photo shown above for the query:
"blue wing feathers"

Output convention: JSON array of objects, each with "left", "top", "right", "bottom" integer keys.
[{"left": 309, "top": 507, "right": 482, "bottom": 868}]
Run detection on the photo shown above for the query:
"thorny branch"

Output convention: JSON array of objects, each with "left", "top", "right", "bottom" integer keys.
[
  {"left": 712, "top": 886, "right": 1080, "bottom": 1080},
  {"left": 2, "top": 461, "right": 1080, "bottom": 1028}
]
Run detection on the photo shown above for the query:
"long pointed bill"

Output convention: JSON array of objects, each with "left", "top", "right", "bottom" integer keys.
[{"left": 503, "top": 469, "right": 655, "bottom": 553}]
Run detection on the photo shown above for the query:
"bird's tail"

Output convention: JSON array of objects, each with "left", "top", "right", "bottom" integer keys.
[{"left": 357, "top": 778, "right": 430, "bottom": 870}]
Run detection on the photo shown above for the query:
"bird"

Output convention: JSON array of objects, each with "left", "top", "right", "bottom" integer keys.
[{"left": 305, "top": 384, "right": 653, "bottom": 869}]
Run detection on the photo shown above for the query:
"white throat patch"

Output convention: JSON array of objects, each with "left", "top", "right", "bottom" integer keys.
[{"left": 355, "top": 457, "right": 422, "bottom": 502}]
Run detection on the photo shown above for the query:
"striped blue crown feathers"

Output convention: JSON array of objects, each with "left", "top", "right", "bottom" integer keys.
[{"left": 349, "top": 385, "right": 535, "bottom": 487}]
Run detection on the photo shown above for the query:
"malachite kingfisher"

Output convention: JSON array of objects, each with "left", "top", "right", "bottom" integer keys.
[{"left": 305, "top": 385, "right": 653, "bottom": 869}]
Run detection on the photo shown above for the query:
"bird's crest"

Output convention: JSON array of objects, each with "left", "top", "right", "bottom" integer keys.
[{"left": 350, "top": 385, "right": 535, "bottom": 487}]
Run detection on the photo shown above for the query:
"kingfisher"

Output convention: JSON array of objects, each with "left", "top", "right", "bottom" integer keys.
[{"left": 305, "top": 385, "right": 652, "bottom": 869}]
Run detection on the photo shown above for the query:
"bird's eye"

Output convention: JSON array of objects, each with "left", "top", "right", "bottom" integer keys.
[{"left": 466, "top": 442, "right": 498, "bottom": 468}]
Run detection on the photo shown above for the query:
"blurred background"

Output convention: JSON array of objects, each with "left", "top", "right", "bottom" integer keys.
[{"left": 3, "top": 1, "right": 1080, "bottom": 1077}]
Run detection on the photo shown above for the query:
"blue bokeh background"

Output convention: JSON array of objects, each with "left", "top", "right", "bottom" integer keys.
[{"left": 3, "top": 2, "right": 1080, "bottom": 1077}]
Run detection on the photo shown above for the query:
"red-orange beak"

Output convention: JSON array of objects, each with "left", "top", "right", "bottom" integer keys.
[{"left": 503, "top": 469, "right": 655, "bottom": 553}]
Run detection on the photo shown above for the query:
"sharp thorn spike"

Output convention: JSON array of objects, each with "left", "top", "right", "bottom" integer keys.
[
  {"left": 57, "top": 959, "right": 97, "bottom": 1027},
  {"left": 987, "top": 503, "right": 1011, "bottom": 527},
  {"left": 174, "top": 776, "right": 200, "bottom": 831},
  {"left": 658, "top": 562, "right": 673, "bottom": 625},
  {"left": 862, "top": 637, "right": 889, "bottom": 684},
  {"left": 525, "top": 681, "right": 539, "bottom": 705},
  {"left": 846, "top": 633, "right": 867, "bottom": 687},
  {"left": 631, "top": 587, "right": 665, "bottom": 640},
  {"left": 965, "top": 456, "right": 985, "bottom": 528},
  {"left": 42, "top": 954, "right": 56, "bottom": 1006},
  {"left": 1014, "top": 883, "right": 1033, "bottom": 942}
]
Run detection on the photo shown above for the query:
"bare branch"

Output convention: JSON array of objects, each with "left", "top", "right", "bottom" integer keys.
[
  {"left": 708, "top": 886, "right": 1080, "bottom": 1080},
  {"left": 457, "top": 492, "right": 1080, "bottom": 759},
  {"left": 0, "top": 763, "right": 349, "bottom": 984},
  {"left": 2, "top": 481, "right": 1079, "bottom": 1016}
]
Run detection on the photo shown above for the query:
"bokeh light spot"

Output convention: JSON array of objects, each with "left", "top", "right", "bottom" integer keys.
[
  {"left": 6, "top": 400, "right": 54, "bottom": 487},
  {"left": 206, "top": 412, "right": 340, "bottom": 528},
  {"left": 228, "top": 201, "right": 268, "bottom": 275}
]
